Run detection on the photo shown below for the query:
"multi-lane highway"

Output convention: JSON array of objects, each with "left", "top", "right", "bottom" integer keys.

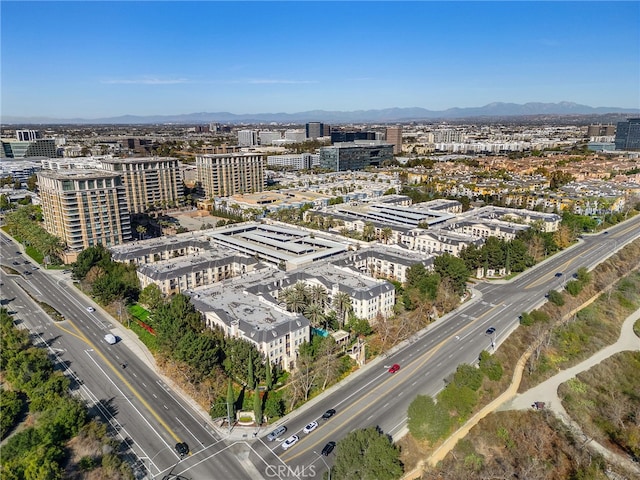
[{"left": 2, "top": 214, "right": 639, "bottom": 480}]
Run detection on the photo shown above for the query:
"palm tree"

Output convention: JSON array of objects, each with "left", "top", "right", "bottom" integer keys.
[
  {"left": 136, "top": 225, "right": 147, "bottom": 240},
  {"left": 362, "top": 222, "right": 376, "bottom": 242},
  {"left": 332, "top": 292, "right": 352, "bottom": 328},
  {"left": 310, "top": 284, "right": 328, "bottom": 310},
  {"left": 380, "top": 227, "right": 393, "bottom": 244},
  {"left": 304, "top": 303, "right": 324, "bottom": 328}
]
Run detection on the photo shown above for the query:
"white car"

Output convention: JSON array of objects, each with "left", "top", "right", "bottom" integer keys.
[
  {"left": 86, "top": 306, "right": 95, "bottom": 312},
  {"left": 281, "top": 435, "right": 299, "bottom": 450},
  {"left": 104, "top": 334, "right": 117, "bottom": 345},
  {"left": 303, "top": 421, "right": 318, "bottom": 434}
]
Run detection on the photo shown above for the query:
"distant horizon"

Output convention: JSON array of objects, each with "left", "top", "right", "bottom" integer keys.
[{"left": 2, "top": 2, "right": 639, "bottom": 118}]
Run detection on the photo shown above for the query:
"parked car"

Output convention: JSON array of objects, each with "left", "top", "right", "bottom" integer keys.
[
  {"left": 321, "top": 441, "right": 336, "bottom": 456},
  {"left": 322, "top": 408, "right": 336, "bottom": 420},
  {"left": 266, "top": 426, "right": 286, "bottom": 441},
  {"left": 281, "top": 435, "right": 299, "bottom": 450},
  {"left": 303, "top": 421, "right": 318, "bottom": 434},
  {"left": 388, "top": 363, "right": 400, "bottom": 373}
]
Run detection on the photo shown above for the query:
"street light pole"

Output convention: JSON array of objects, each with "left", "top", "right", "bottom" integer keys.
[{"left": 313, "top": 451, "right": 331, "bottom": 480}]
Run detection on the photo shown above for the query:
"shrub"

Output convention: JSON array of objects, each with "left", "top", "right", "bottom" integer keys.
[{"left": 547, "top": 290, "right": 565, "bottom": 306}]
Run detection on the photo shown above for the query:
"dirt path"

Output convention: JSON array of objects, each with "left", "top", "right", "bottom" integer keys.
[{"left": 402, "top": 307, "right": 640, "bottom": 479}]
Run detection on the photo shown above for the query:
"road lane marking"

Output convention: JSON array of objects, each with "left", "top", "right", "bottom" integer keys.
[{"left": 58, "top": 319, "right": 183, "bottom": 443}]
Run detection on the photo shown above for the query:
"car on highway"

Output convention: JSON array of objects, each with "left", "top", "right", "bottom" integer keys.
[
  {"left": 303, "top": 421, "right": 318, "bottom": 434},
  {"left": 322, "top": 408, "right": 336, "bottom": 420},
  {"left": 604, "top": 231, "right": 609, "bottom": 234},
  {"left": 23, "top": 270, "right": 31, "bottom": 276},
  {"left": 86, "top": 306, "right": 95, "bottom": 312},
  {"left": 388, "top": 363, "right": 400, "bottom": 373},
  {"left": 485, "top": 327, "right": 496, "bottom": 335},
  {"left": 104, "top": 334, "right": 117, "bottom": 345},
  {"left": 321, "top": 441, "right": 336, "bottom": 456},
  {"left": 12, "top": 261, "right": 19, "bottom": 265},
  {"left": 267, "top": 425, "right": 286, "bottom": 441},
  {"left": 281, "top": 434, "right": 299, "bottom": 450},
  {"left": 554, "top": 272, "right": 563, "bottom": 278}
]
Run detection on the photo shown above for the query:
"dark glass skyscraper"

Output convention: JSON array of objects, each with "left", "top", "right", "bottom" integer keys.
[{"left": 614, "top": 118, "right": 640, "bottom": 151}]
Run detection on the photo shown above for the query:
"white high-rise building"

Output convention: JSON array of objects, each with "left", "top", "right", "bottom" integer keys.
[{"left": 238, "top": 130, "right": 258, "bottom": 147}]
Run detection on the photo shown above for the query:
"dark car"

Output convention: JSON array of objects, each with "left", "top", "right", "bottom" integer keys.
[
  {"left": 12, "top": 261, "right": 19, "bottom": 265},
  {"left": 388, "top": 363, "right": 400, "bottom": 373},
  {"left": 23, "top": 271, "right": 31, "bottom": 276},
  {"left": 554, "top": 272, "right": 563, "bottom": 278},
  {"left": 604, "top": 231, "right": 609, "bottom": 234},
  {"left": 486, "top": 327, "right": 496, "bottom": 335},
  {"left": 322, "top": 441, "right": 336, "bottom": 456},
  {"left": 322, "top": 408, "right": 336, "bottom": 420},
  {"left": 175, "top": 442, "right": 189, "bottom": 457}
]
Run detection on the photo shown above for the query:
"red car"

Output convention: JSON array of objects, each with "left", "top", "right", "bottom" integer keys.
[{"left": 388, "top": 364, "right": 400, "bottom": 373}]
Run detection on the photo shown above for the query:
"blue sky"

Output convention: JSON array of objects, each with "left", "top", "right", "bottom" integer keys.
[{"left": 2, "top": 1, "right": 639, "bottom": 118}]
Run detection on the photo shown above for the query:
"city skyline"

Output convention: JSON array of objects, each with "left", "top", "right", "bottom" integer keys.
[{"left": 2, "top": 1, "right": 639, "bottom": 119}]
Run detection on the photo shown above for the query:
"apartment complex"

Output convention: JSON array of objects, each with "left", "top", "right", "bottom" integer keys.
[
  {"left": 98, "top": 157, "right": 184, "bottom": 213},
  {"left": 37, "top": 169, "right": 131, "bottom": 255},
  {"left": 195, "top": 153, "right": 265, "bottom": 197}
]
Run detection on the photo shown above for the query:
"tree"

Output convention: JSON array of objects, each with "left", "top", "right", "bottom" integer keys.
[
  {"left": 434, "top": 253, "right": 470, "bottom": 296},
  {"left": 407, "top": 395, "right": 453, "bottom": 443},
  {"left": 332, "top": 292, "right": 352, "bottom": 328},
  {"left": 362, "top": 222, "right": 376, "bottom": 242},
  {"left": 265, "top": 359, "right": 273, "bottom": 390},
  {"left": 136, "top": 225, "right": 147, "bottom": 241},
  {"left": 226, "top": 379, "right": 235, "bottom": 422},
  {"left": 138, "top": 284, "right": 164, "bottom": 310},
  {"left": 380, "top": 227, "right": 393, "bottom": 244},
  {"left": 247, "top": 355, "right": 255, "bottom": 388},
  {"left": 333, "top": 426, "right": 403, "bottom": 480},
  {"left": 253, "top": 389, "right": 262, "bottom": 426}
]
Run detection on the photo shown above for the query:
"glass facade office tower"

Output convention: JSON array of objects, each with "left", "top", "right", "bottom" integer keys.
[
  {"left": 319, "top": 143, "right": 394, "bottom": 171},
  {"left": 615, "top": 118, "right": 640, "bottom": 151}
]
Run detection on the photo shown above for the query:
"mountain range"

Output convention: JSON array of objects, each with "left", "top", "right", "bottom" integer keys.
[{"left": 3, "top": 102, "right": 639, "bottom": 125}]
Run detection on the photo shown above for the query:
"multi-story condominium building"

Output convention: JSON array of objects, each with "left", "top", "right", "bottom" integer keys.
[
  {"left": 195, "top": 153, "right": 265, "bottom": 197},
  {"left": 400, "top": 229, "right": 481, "bottom": 256},
  {"left": 1, "top": 138, "right": 58, "bottom": 158},
  {"left": 277, "top": 263, "right": 396, "bottom": 322},
  {"left": 266, "top": 153, "right": 319, "bottom": 170},
  {"left": 37, "top": 169, "right": 131, "bottom": 255},
  {"left": 136, "top": 249, "right": 257, "bottom": 295},
  {"left": 98, "top": 157, "right": 184, "bottom": 213},
  {"left": 385, "top": 126, "right": 403, "bottom": 154},
  {"left": 615, "top": 118, "right": 640, "bottom": 151},
  {"left": 319, "top": 142, "right": 394, "bottom": 171},
  {"left": 238, "top": 129, "right": 258, "bottom": 147},
  {"left": 0, "top": 160, "right": 41, "bottom": 182},
  {"left": 189, "top": 278, "right": 310, "bottom": 371},
  {"left": 306, "top": 122, "right": 324, "bottom": 140},
  {"left": 332, "top": 246, "right": 433, "bottom": 284},
  {"left": 110, "top": 234, "right": 210, "bottom": 265}
]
